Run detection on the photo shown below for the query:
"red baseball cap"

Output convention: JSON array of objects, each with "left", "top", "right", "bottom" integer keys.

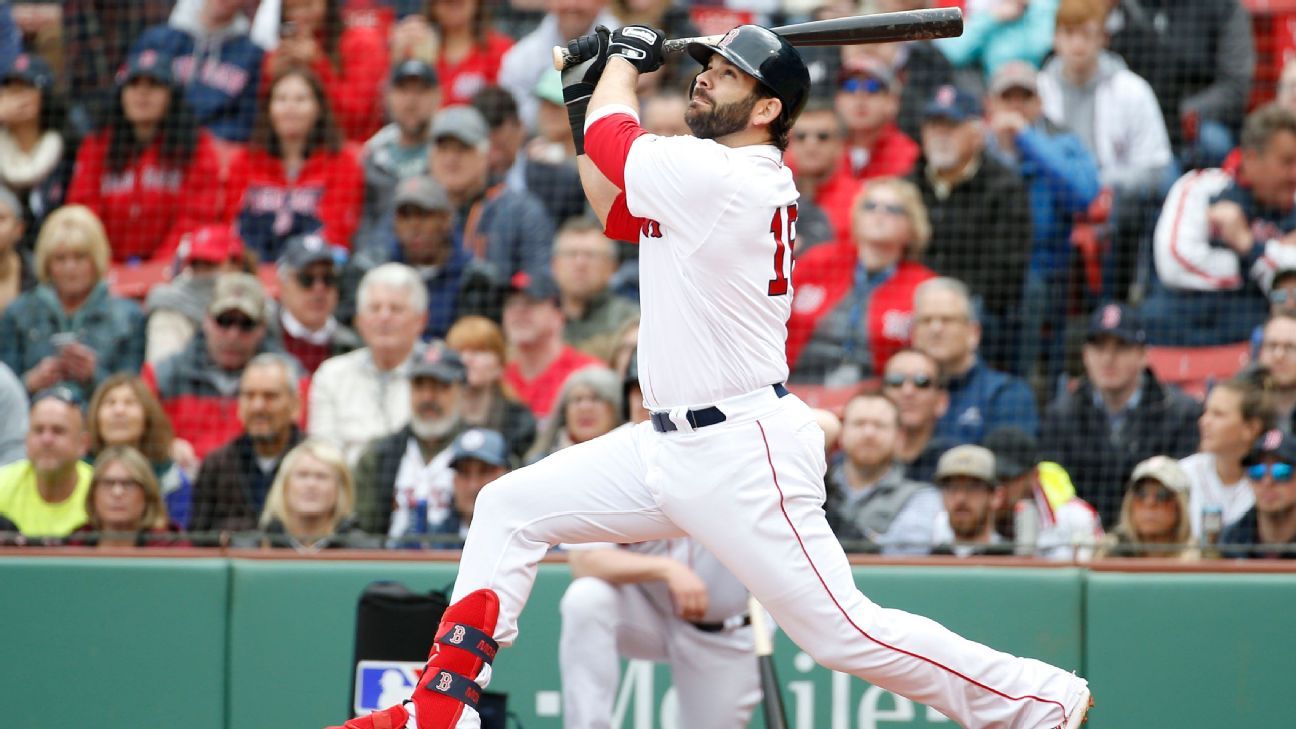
[{"left": 181, "top": 226, "right": 244, "bottom": 264}]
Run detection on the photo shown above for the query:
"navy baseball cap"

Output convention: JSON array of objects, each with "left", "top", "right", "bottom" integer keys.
[
  {"left": 118, "top": 49, "right": 174, "bottom": 86},
  {"left": 506, "top": 269, "right": 560, "bottom": 304},
  {"left": 922, "top": 84, "right": 982, "bottom": 123},
  {"left": 2, "top": 53, "right": 54, "bottom": 90},
  {"left": 391, "top": 58, "right": 438, "bottom": 87},
  {"left": 983, "top": 427, "right": 1039, "bottom": 481},
  {"left": 1086, "top": 303, "right": 1146, "bottom": 345},
  {"left": 1244, "top": 429, "right": 1296, "bottom": 467},
  {"left": 277, "top": 234, "right": 337, "bottom": 271},
  {"left": 410, "top": 342, "right": 466, "bottom": 383},
  {"left": 450, "top": 428, "right": 509, "bottom": 469}
]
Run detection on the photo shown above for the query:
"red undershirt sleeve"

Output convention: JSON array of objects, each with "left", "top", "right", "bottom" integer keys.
[{"left": 584, "top": 111, "right": 647, "bottom": 190}]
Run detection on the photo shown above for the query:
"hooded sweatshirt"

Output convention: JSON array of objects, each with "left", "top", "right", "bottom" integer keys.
[
  {"left": 1037, "top": 50, "right": 1171, "bottom": 195},
  {"left": 131, "top": 4, "right": 265, "bottom": 142}
]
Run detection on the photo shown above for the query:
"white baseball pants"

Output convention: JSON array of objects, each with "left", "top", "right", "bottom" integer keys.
[{"left": 450, "top": 387, "right": 1088, "bottom": 729}]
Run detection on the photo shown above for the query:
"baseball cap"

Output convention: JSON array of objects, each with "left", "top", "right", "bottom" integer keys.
[
  {"left": 1128, "top": 455, "right": 1190, "bottom": 494},
  {"left": 506, "top": 269, "right": 559, "bottom": 304},
  {"left": 2, "top": 53, "right": 54, "bottom": 90},
  {"left": 277, "top": 233, "right": 338, "bottom": 271},
  {"left": 1086, "top": 303, "right": 1146, "bottom": 345},
  {"left": 209, "top": 272, "right": 267, "bottom": 321},
  {"left": 1243, "top": 428, "right": 1296, "bottom": 467},
  {"left": 410, "top": 342, "right": 466, "bottom": 382},
  {"left": 393, "top": 176, "right": 452, "bottom": 213},
  {"left": 534, "top": 68, "right": 564, "bottom": 106},
  {"left": 934, "top": 445, "right": 997, "bottom": 485},
  {"left": 988, "top": 61, "right": 1039, "bottom": 96},
  {"left": 180, "top": 225, "right": 244, "bottom": 264},
  {"left": 837, "top": 56, "right": 896, "bottom": 92},
  {"left": 450, "top": 428, "right": 509, "bottom": 469},
  {"left": 391, "top": 58, "right": 438, "bottom": 87},
  {"left": 923, "top": 84, "right": 982, "bottom": 123},
  {"left": 983, "top": 427, "right": 1039, "bottom": 481},
  {"left": 431, "top": 105, "right": 489, "bottom": 147},
  {"left": 118, "top": 49, "right": 173, "bottom": 87}
]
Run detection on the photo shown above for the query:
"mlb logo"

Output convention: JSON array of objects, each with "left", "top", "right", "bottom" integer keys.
[{"left": 354, "top": 660, "right": 423, "bottom": 716}]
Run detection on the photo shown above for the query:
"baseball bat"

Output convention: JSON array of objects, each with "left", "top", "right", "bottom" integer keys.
[
  {"left": 551, "top": 7, "right": 963, "bottom": 71},
  {"left": 748, "top": 595, "right": 789, "bottom": 729}
]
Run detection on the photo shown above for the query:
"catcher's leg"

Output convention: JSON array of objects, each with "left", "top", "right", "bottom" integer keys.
[{"left": 335, "top": 589, "right": 500, "bottom": 729}]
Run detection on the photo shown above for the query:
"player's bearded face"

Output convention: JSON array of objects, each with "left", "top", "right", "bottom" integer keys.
[{"left": 686, "top": 86, "right": 761, "bottom": 140}]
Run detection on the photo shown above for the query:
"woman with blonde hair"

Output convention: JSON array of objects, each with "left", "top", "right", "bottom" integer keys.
[
  {"left": 1098, "top": 456, "right": 1198, "bottom": 559},
  {"left": 252, "top": 439, "right": 375, "bottom": 551},
  {"left": 525, "top": 367, "right": 623, "bottom": 464},
  {"left": 446, "top": 315, "right": 536, "bottom": 459},
  {"left": 0, "top": 204, "right": 144, "bottom": 399},
  {"left": 786, "top": 176, "right": 937, "bottom": 385},
  {"left": 73, "top": 446, "right": 185, "bottom": 548}
]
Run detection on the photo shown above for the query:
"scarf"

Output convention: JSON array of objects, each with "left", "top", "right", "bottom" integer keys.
[{"left": 0, "top": 129, "right": 64, "bottom": 190}]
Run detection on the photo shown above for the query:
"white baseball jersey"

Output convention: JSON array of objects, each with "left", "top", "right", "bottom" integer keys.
[{"left": 588, "top": 105, "right": 798, "bottom": 409}]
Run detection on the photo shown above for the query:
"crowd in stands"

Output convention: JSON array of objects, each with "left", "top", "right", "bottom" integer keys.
[{"left": 4, "top": 0, "right": 1296, "bottom": 559}]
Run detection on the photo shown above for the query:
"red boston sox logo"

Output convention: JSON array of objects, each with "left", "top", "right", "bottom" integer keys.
[
  {"left": 435, "top": 671, "right": 454, "bottom": 692},
  {"left": 448, "top": 625, "right": 466, "bottom": 645},
  {"left": 718, "top": 29, "right": 739, "bottom": 49},
  {"left": 640, "top": 219, "right": 662, "bottom": 238},
  {"left": 1265, "top": 429, "right": 1282, "bottom": 450},
  {"left": 934, "top": 85, "right": 957, "bottom": 108},
  {"left": 14, "top": 55, "right": 28, "bottom": 71},
  {"left": 1100, "top": 304, "right": 1121, "bottom": 329}
]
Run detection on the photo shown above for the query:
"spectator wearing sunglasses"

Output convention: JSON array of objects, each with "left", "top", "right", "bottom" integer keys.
[
  {"left": 1220, "top": 429, "right": 1296, "bottom": 558},
  {"left": 144, "top": 225, "right": 251, "bottom": 365},
  {"left": 826, "top": 392, "right": 941, "bottom": 555},
  {"left": 267, "top": 234, "right": 359, "bottom": 375},
  {"left": 880, "top": 348, "right": 954, "bottom": 484},
  {"left": 1250, "top": 274, "right": 1296, "bottom": 359},
  {"left": 911, "top": 277, "right": 1038, "bottom": 447},
  {"left": 834, "top": 57, "right": 919, "bottom": 183},
  {"left": 1040, "top": 304, "right": 1201, "bottom": 527},
  {"left": 1257, "top": 312, "right": 1296, "bottom": 433},
  {"left": 144, "top": 272, "right": 304, "bottom": 460},
  {"left": 1097, "top": 456, "right": 1197, "bottom": 559},
  {"left": 788, "top": 177, "right": 936, "bottom": 386}
]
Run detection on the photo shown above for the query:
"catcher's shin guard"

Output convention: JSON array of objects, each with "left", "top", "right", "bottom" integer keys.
[{"left": 335, "top": 589, "right": 501, "bottom": 729}]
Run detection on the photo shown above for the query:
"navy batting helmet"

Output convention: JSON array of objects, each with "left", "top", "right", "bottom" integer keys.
[{"left": 687, "top": 25, "right": 811, "bottom": 122}]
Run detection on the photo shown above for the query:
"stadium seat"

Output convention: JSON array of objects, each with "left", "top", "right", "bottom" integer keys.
[{"left": 1145, "top": 342, "right": 1251, "bottom": 399}]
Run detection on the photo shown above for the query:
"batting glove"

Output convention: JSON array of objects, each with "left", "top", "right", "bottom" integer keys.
[
  {"left": 608, "top": 25, "right": 665, "bottom": 75},
  {"left": 562, "top": 25, "right": 611, "bottom": 155}
]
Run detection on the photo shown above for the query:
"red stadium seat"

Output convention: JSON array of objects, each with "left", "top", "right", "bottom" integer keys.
[{"left": 1145, "top": 342, "right": 1251, "bottom": 399}]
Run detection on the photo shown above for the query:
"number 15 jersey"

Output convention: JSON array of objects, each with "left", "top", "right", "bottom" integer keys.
[{"left": 586, "top": 106, "right": 800, "bottom": 411}]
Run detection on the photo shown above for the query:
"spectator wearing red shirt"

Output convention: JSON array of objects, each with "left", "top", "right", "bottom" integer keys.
[
  {"left": 502, "top": 270, "right": 601, "bottom": 419},
  {"left": 389, "top": 0, "right": 514, "bottom": 108},
  {"left": 67, "top": 50, "right": 224, "bottom": 262},
  {"left": 788, "top": 101, "right": 861, "bottom": 248},
  {"left": 226, "top": 66, "right": 363, "bottom": 261},
  {"left": 261, "top": 0, "right": 388, "bottom": 142},
  {"left": 788, "top": 177, "right": 936, "bottom": 385},
  {"left": 834, "top": 56, "right": 920, "bottom": 182}
]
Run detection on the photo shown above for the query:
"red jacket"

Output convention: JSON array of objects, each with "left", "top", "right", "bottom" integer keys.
[
  {"left": 842, "top": 123, "right": 920, "bottom": 181},
  {"left": 225, "top": 145, "right": 363, "bottom": 259},
  {"left": 814, "top": 160, "right": 863, "bottom": 245},
  {"left": 504, "top": 346, "right": 602, "bottom": 419},
  {"left": 67, "top": 130, "right": 225, "bottom": 262},
  {"left": 437, "top": 32, "right": 514, "bottom": 107},
  {"left": 261, "top": 26, "right": 389, "bottom": 142},
  {"left": 786, "top": 242, "right": 936, "bottom": 375}
]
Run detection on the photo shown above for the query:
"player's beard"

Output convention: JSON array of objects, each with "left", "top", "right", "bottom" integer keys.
[{"left": 685, "top": 90, "right": 760, "bottom": 140}]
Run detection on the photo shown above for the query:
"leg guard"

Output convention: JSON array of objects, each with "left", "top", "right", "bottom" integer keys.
[{"left": 333, "top": 589, "right": 500, "bottom": 729}]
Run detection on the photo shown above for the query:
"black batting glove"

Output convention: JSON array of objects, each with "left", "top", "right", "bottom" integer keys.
[
  {"left": 608, "top": 25, "right": 665, "bottom": 75},
  {"left": 562, "top": 25, "right": 611, "bottom": 155}
]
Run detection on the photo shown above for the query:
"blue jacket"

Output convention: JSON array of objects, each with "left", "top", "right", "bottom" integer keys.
[
  {"left": 936, "top": 359, "right": 1039, "bottom": 445},
  {"left": 459, "top": 185, "right": 555, "bottom": 279},
  {"left": 340, "top": 236, "right": 480, "bottom": 341},
  {"left": 988, "top": 123, "right": 1100, "bottom": 275},
  {"left": 131, "top": 18, "right": 264, "bottom": 142},
  {"left": 0, "top": 281, "right": 145, "bottom": 401}
]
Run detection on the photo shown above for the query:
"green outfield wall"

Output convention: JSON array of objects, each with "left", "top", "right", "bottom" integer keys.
[{"left": 0, "top": 556, "right": 1289, "bottom": 729}]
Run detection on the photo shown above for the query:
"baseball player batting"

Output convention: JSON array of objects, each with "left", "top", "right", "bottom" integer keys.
[{"left": 334, "top": 22, "right": 1093, "bottom": 729}]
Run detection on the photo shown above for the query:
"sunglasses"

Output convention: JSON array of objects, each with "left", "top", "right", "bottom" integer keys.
[
  {"left": 861, "top": 199, "right": 907, "bottom": 216},
  {"left": 1131, "top": 483, "right": 1176, "bottom": 504},
  {"left": 1248, "top": 462, "right": 1295, "bottom": 482},
  {"left": 841, "top": 77, "right": 887, "bottom": 95},
  {"left": 295, "top": 271, "right": 338, "bottom": 289},
  {"left": 883, "top": 373, "right": 936, "bottom": 389},
  {"left": 214, "top": 313, "right": 259, "bottom": 332},
  {"left": 33, "top": 385, "right": 80, "bottom": 407},
  {"left": 793, "top": 130, "right": 836, "bottom": 143}
]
